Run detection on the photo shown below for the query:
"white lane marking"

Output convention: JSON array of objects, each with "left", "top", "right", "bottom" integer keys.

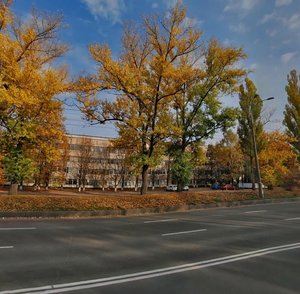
[
  {"left": 3, "top": 242, "right": 300, "bottom": 294},
  {"left": 285, "top": 217, "right": 300, "bottom": 221},
  {"left": 162, "top": 229, "right": 207, "bottom": 236},
  {"left": 0, "top": 227, "right": 36, "bottom": 231},
  {"left": 0, "top": 246, "right": 14, "bottom": 249},
  {"left": 144, "top": 219, "right": 178, "bottom": 224},
  {"left": 244, "top": 210, "right": 267, "bottom": 214}
]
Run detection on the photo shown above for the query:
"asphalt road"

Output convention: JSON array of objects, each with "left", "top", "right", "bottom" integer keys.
[{"left": 1, "top": 201, "right": 300, "bottom": 293}]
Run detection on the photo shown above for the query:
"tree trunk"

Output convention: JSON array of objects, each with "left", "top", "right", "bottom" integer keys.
[
  {"left": 135, "top": 175, "right": 139, "bottom": 191},
  {"left": 9, "top": 183, "right": 18, "bottom": 195},
  {"left": 177, "top": 181, "right": 183, "bottom": 192},
  {"left": 141, "top": 165, "right": 149, "bottom": 195}
]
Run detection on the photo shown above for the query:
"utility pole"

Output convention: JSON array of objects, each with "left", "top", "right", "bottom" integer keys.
[{"left": 249, "top": 96, "right": 274, "bottom": 199}]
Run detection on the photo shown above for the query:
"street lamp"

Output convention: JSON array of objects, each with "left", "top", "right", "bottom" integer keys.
[{"left": 249, "top": 96, "right": 274, "bottom": 199}]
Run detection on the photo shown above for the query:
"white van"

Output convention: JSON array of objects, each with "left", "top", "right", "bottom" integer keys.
[{"left": 238, "top": 183, "right": 266, "bottom": 189}]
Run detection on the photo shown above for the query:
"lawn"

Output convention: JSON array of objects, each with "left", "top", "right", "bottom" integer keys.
[{"left": 0, "top": 187, "right": 299, "bottom": 212}]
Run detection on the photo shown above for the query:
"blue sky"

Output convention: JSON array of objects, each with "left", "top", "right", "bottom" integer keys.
[{"left": 11, "top": 0, "right": 300, "bottom": 140}]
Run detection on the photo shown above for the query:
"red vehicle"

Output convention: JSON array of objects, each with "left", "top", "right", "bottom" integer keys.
[{"left": 221, "top": 184, "right": 236, "bottom": 190}]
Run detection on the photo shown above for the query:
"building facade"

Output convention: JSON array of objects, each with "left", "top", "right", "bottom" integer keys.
[{"left": 54, "top": 134, "right": 169, "bottom": 190}]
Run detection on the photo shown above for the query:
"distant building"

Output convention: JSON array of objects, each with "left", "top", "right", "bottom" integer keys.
[{"left": 51, "top": 134, "right": 169, "bottom": 190}]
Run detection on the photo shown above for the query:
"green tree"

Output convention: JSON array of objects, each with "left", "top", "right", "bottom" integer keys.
[
  {"left": 283, "top": 69, "right": 300, "bottom": 160},
  {"left": 172, "top": 40, "right": 246, "bottom": 150},
  {"left": 171, "top": 150, "right": 193, "bottom": 188},
  {"left": 2, "top": 149, "right": 36, "bottom": 194},
  {"left": 237, "top": 78, "right": 265, "bottom": 187}
]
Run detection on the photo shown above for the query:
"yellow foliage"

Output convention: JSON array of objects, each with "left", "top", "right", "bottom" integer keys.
[
  {"left": 259, "top": 131, "right": 298, "bottom": 186},
  {"left": 0, "top": 2, "right": 69, "bottom": 186},
  {"left": 76, "top": 2, "right": 246, "bottom": 194}
]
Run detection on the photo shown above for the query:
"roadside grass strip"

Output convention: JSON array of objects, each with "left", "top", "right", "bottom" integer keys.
[{"left": 2, "top": 242, "right": 300, "bottom": 294}]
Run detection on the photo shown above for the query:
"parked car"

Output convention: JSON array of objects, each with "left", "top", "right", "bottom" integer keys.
[
  {"left": 183, "top": 185, "right": 189, "bottom": 191},
  {"left": 238, "top": 182, "right": 267, "bottom": 189},
  {"left": 221, "top": 184, "right": 236, "bottom": 190},
  {"left": 166, "top": 185, "right": 189, "bottom": 191},
  {"left": 211, "top": 183, "right": 220, "bottom": 190},
  {"left": 166, "top": 185, "right": 177, "bottom": 191}
]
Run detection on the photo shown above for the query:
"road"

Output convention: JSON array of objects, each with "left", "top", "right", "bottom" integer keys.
[{"left": 1, "top": 201, "right": 300, "bottom": 293}]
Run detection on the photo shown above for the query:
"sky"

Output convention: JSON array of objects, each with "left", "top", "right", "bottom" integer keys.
[{"left": 10, "top": 0, "right": 300, "bottom": 140}]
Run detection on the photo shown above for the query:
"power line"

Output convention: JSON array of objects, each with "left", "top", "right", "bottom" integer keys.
[{"left": 64, "top": 123, "right": 116, "bottom": 129}]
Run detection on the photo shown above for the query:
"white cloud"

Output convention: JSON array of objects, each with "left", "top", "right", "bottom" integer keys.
[
  {"left": 165, "top": 0, "right": 180, "bottom": 9},
  {"left": 224, "top": 0, "right": 260, "bottom": 13},
  {"left": 266, "top": 29, "right": 278, "bottom": 37},
  {"left": 260, "top": 12, "right": 276, "bottom": 24},
  {"left": 281, "top": 51, "right": 297, "bottom": 64},
  {"left": 229, "top": 23, "right": 247, "bottom": 34},
  {"left": 222, "top": 39, "right": 232, "bottom": 46},
  {"left": 66, "top": 45, "right": 98, "bottom": 75},
  {"left": 183, "top": 16, "right": 204, "bottom": 29},
  {"left": 285, "top": 14, "right": 300, "bottom": 30},
  {"left": 81, "top": 0, "right": 125, "bottom": 24},
  {"left": 250, "top": 63, "right": 258, "bottom": 71},
  {"left": 275, "top": 0, "right": 293, "bottom": 7}
]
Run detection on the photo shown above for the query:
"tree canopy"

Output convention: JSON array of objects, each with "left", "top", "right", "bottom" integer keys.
[
  {"left": 76, "top": 3, "right": 205, "bottom": 194},
  {"left": 76, "top": 3, "right": 246, "bottom": 194},
  {"left": 259, "top": 131, "right": 298, "bottom": 188},
  {"left": 283, "top": 69, "right": 300, "bottom": 160},
  {"left": 0, "top": 0, "right": 68, "bottom": 193}
]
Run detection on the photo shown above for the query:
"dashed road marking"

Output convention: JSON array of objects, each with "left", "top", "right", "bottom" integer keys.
[
  {"left": 244, "top": 210, "right": 267, "bottom": 214},
  {"left": 0, "top": 246, "right": 14, "bottom": 249},
  {"left": 144, "top": 219, "right": 178, "bottom": 224},
  {"left": 0, "top": 227, "right": 36, "bottom": 231},
  {"left": 285, "top": 217, "right": 300, "bottom": 221},
  {"left": 162, "top": 229, "right": 207, "bottom": 236}
]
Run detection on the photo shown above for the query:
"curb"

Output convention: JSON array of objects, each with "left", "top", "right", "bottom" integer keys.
[{"left": 1, "top": 197, "right": 300, "bottom": 219}]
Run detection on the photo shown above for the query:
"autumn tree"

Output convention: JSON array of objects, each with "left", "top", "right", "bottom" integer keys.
[
  {"left": 189, "top": 143, "right": 207, "bottom": 187},
  {"left": 206, "top": 131, "right": 244, "bottom": 184},
  {"left": 91, "top": 147, "right": 110, "bottom": 190},
  {"left": 237, "top": 78, "right": 265, "bottom": 188},
  {"left": 259, "top": 131, "right": 298, "bottom": 188},
  {"left": 0, "top": 1, "right": 69, "bottom": 194},
  {"left": 75, "top": 137, "right": 93, "bottom": 191},
  {"left": 31, "top": 100, "right": 67, "bottom": 190},
  {"left": 76, "top": 3, "right": 202, "bottom": 194},
  {"left": 53, "top": 136, "right": 69, "bottom": 189},
  {"left": 108, "top": 148, "right": 128, "bottom": 192},
  {"left": 283, "top": 69, "right": 300, "bottom": 160}
]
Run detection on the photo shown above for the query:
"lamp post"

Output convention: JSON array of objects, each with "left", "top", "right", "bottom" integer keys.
[{"left": 249, "top": 96, "right": 274, "bottom": 199}]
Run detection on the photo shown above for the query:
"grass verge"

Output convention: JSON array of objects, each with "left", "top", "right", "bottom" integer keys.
[{"left": 0, "top": 188, "right": 299, "bottom": 212}]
